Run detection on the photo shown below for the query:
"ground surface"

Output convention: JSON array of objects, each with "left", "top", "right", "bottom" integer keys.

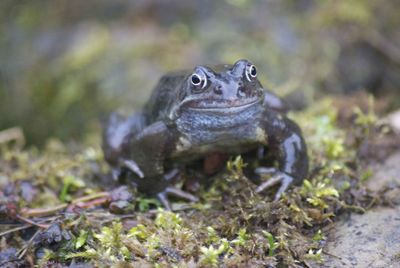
[{"left": 1, "top": 100, "right": 399, "bottom": 267}]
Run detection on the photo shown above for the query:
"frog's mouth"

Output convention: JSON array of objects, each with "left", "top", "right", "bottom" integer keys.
[{"left": 183, "top": 96, "right": 261, "bottom": 113}]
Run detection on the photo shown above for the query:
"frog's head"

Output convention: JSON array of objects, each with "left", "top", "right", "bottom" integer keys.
[{"left": 173, "top": 59, "right": 264, "bottom": 117}]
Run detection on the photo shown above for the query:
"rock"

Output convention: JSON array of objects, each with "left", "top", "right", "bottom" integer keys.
[
  {"left": 323, "top": 207, "right": 400, "bottom": 268},
  {"left": 366, "top": 151, "right": 400, "bottom": 191},
  {"left": 34, "top": 223, "right": 71, "bottom": 246},
  {"left": 109, "top": 186, "right": 135, "bottom": 214},
  {"left": 323, "top": 151, "right": 400, "bottom": 268},
  {"left": 387, "top": 109, "right": 400, "bottom": 134},
  {"left": 0, "top": 247, "right": 27, "bottom": 267}
]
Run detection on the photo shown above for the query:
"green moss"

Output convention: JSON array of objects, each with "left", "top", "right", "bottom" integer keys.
[
  {"left": 226, "top": 155, "right": 247, "bottom": 178},
  {"left": 75, "top": 230, "right": 88, "bottom": 250},
  {"left": 262, "top": 231, "right": 277, "bottom": 256},
  {"left": 304, "top": 248, "right": 324, "bottom": 264},
  {"left": 301, "top": 179, "right": 339, "bottom": 209}
]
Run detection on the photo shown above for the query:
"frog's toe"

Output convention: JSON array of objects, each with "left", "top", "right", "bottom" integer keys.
[
  {"left": 111, "top": 169, "right": 121, "bottom": 180},
  {"left": 122, "top": 159, "right": 144, "bottom": 178},
  {"left": 254, "top": 167, "right": 277, "bottom": 175},
  {"left": 157, "top": 191, "right": 172, "bottom": 210},
  {"left": 165, "top": 187, "right": 199, "bottom": 202},
  {"left": 255, "top": 172, "right": 293, "bottom": 201},
  {"left": 157, "top": 187, "right": 199, "bottom": 210}
]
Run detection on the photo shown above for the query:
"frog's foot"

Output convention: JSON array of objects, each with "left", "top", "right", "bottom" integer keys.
[
  {"left": 255, "top": 170, "right": 293, "bottom": 201},
  {"left": 254, "top": 167, "right": 277, "bottom": 175},
  {"left": 111, "top": 168, "right": 121, "bottom": 181},
  {"left": 122, "top": 159, "right": 144, "bottom": 178},
  {"left": 157, "top": 187, "right": 199, "bottom": 211}
]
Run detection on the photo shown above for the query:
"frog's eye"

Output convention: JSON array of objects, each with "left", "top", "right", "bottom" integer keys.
[
  {"left": 191, "top": 74, "right": 201, "bottom": 85},
  {"left": 190, "top": 72, "right": 207, "bottom": 90},
  {"left": 245, "top": 64, "right": 257, "bottom": 81}
]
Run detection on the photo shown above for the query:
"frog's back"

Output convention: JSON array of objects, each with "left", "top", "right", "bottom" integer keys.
[{"left": 143, "top": 71, "right": 189, "bottom": 124}]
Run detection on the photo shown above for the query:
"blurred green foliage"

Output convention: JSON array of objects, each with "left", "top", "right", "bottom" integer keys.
[{"left": 0, "top": 0, "right": 399, "bottom": 145}]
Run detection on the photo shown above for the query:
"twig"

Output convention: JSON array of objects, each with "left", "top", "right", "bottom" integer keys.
[
  {"left": 322, "top": 249, "right": 342, "bottom": 260},
  {"left": 21, "top": 204, "right": 68, "bottom": 218},
  {"left": 0, "top": 225, "right": 31, "bottom": 237},
  {"left": 15, "top": 215, "right": 60, "bottom": 259},
  {"left": 15, "top": 215, "right": 50, "bottom": 229},
  {"left": 0, "top": 217, "right": 60, "bottom": 237},
  {"left": 21, "top": 192, "right": 111, "bottom": 218},
  {"left": 327, "top": 197, "right": 366, "bottom": 213},
  {"left": 16, "top": 229, "right": 42, "bottom": 259},
  {"left": 71, "top": 192, "right": 110, "bottom": 204},
  {"left": 75, "top": 196, "right": 110, "bottom": 209}
]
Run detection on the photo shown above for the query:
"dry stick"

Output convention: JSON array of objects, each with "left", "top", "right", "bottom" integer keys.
[
  {"left": 328, "top": 197, "right": 366, "bottom": 213},
  {"left": 0, "top": 225, "right": 32, "bottom": 237},
  {"left": 0, "top": 217, "right": 60, "bottom": 237},
  {"left": 21, "top": 192, "right": 111, "bottom": 218},
  {"left": 16, "top": 215, "right": 61, "bottom": 259},
  {"left": 76, "top": 196, "right": 110, "bottom": 209},
  {"left": 16, "top": 228, "right": 42, "bottom": 259},
  {"left": 15, "top": 215, "right": 50, "bottom": 229},
  {"left": 20, "top": 204, "right": 68, "bottom": 218},
  {"left": 72, "top": 192, "right": 110, "bottom": 204},
  {"left": 322, "top": 250, "right": 342, "bottom": 260},
  {"left": 6, "top": 192, "right": 111, "bottom": 236}
]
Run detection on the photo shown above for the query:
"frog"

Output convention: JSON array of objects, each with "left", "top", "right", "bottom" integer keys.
[{"left": 103, "top": 59, "right": 308, "bottom": 209}]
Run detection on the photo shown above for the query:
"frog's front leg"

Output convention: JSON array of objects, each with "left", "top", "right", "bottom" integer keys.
[
  {"left": 103, "top": 112, "right": 147, "bottom": 180},
  {"left": 127, "top": 121, "right": 198, "bottom": 209},
  {"left": 255, "top": 110, "right": 308, "bottom": 200},
  {"left": 263, "top": 89, "right": 288, "bottom": 113}
]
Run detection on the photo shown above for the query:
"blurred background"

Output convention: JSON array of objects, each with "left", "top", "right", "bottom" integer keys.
[{"left": 1, "top": 0, "right": 399, "bottom": 146}]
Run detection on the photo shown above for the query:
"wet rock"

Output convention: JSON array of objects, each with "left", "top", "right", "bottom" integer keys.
[
  {"left": 110, "top": 186, "right": 133, "bottom": 202},
  {"left": 109, "top": 186, "right": 134, "bottom": 214},
  {"left": 34, "top": 223, "right": 71, "bottom": 246},
  {"left": 0, "top": 247, "right": 27, "bottom": 267}
]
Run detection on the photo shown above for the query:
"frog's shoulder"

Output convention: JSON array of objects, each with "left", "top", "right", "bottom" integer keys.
[{"left": 143, "top": 70, "right": 189, "bottom": 123}]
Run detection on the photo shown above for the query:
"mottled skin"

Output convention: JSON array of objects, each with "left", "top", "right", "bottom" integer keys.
[{"left": 103, "top": 59, "right": 308, "bottom": 209}]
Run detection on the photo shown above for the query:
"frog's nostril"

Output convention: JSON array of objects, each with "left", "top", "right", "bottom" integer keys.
[
  {"left": 237, "top": 86, "right": 247, "bottom": 97},
  {"left": 214, "top": 85, "right": 223, "bottom": 95}
]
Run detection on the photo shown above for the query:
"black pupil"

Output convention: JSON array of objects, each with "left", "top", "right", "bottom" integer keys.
[
  {"left": 192, "top": 75, "right": 201, "bottom": 85},
  {"left": 250, "top": 66, "right": 257, "bottom": 76}
]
